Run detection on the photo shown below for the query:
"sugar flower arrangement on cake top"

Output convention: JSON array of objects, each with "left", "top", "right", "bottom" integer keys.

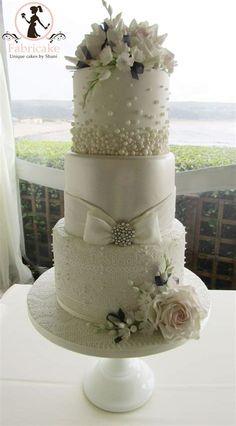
[
  {"left": 89, "top": 256, "right": 208, "bottom": 344},
  {"left": 66, "top": 1, "right": 176, "bottom": 104}
]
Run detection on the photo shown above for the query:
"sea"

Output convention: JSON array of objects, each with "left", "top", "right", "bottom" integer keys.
[{"left": 12, "top": 100, "right": 236, "bottom": 147}]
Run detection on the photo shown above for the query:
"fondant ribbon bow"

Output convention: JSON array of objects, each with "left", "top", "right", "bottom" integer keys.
[{"left": 83, "top": 206, "right": 162, "bottom": 246}]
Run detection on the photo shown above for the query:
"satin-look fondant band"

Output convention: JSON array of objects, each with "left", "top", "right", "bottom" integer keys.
[
  {"left": 65, "top": 152, "right": 175, "bottom": 224},
  {"left": 65, "top": 188, "right": 176, "bottom": 240},
  {"left": 83, "top": 202, "right": 162, "bottom": 245}
]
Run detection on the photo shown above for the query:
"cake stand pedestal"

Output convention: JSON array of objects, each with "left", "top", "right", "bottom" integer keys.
[
  {"left": 83, "top": 357, "right": 154, "bottom": 412},
  {"left": 27, "top": 268, "right": 211, "bottom": 413}
]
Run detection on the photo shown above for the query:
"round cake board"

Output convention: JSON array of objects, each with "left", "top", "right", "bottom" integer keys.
[{"left": 27, "top": 267, "right": 211, "bottom": 359}]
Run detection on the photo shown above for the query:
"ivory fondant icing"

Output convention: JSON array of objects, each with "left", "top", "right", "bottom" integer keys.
[
  {"left": 64, "top": 152, "right": 175, "bottom": 230},
  {"left": 73, "top": 68, "right": 169, "bottom": 129},
  {"left": 71, "top": 69, "right": 170, "bottom": 156}
]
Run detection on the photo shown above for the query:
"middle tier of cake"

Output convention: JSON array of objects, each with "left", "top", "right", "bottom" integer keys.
[
  {"left": 64, "top": 151, "right": 176, "bottom": 238},
  {"left": 53, "top": 150, "right": 185, "bottom": 323}
]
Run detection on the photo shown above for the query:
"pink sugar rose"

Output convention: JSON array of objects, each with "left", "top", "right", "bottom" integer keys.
[{"left": 147, "top": 285, "right": 207, "bottom": 340}]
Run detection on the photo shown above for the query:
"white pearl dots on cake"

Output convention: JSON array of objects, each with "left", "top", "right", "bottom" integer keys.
[{"left": 71, "top": 68, "right": 170, "bottom": 156}]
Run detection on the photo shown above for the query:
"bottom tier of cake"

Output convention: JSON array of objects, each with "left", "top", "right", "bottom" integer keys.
[
  {"left": 27, "top": 267, "right": 211, "bottom": 358},
  {"left": 53, "top": 218, "right": 186, "bottom": 323}
]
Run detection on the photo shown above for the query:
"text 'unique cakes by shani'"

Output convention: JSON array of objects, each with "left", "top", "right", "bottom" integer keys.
[{"left": 53, "top": 1, "right": 208, "bottom": 345}]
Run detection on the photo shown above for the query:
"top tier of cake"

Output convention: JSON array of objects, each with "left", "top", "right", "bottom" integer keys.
[
  {"left": 71, "top": 68, "right": 170, "bottom": 156},
  {"left": 66, "top": 5, "right": 175, "bottom": 156}
]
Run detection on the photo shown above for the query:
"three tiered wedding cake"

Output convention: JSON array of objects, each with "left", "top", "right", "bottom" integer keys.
[{"left": 52, "top": 3, "right": 208, "bottom": 345}]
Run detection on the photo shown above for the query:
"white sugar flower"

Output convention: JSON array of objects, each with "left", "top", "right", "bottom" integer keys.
[
  {"left": 157, "top": 254, "right": 174, "bottom": 278},
  {"left": 147, "top": 24, "right": 159, "bottom": 40},
  {"left": 116, "top": 51, "right": 134, "bottom": 71},
  {"left": 130, "top": 46, "right": 145, "bottom": 63},
  {"left": 91, "top": 22, "right": 103, "bottom": 33},
  {"left": 111, "top": 12, "right": 123, "bottom": 27},
  {"left": 157, "top": 33, "right": 168, "bottom": 45},
  {"left": 129, "top": 20, "right": 158, "bottom": 42},
  {"left": 85, "top": 27, "right": 106, "bottom": 59},
  {"left": 75, "top": 45, "right": 87, "bottom": 61},
  {"left": 107, "top": 26, "right": 125, "bottom": 46},
  {"left": 105, "top": 11, "right": 126, "bottom": 33},
  {"left": 161, "top": 48, "right": 176, "bottom": 73},
  {"left": 126, "top": 19, "right": 176, "bottom": 72},
  {"left": 129, "top": 37, "right": 157, "bottom": 68},
  {"left": 129, "top": 19, "right": 149, "bottom": 35},
  {"left": 66, "top": 7, "right": 177, "bottom": 109},
  {"left": 112, "top": 40, "right": 130, "bottom": 55},
  {"left": 99, "top": 45, "right": 113, "bottom": 65},
  {"left": 64, "top": 56, "right": 78, "bottom": 66}
]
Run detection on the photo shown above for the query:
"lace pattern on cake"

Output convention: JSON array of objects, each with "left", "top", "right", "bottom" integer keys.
[
  {"left": 53, "top": 219, "right": 186, "bottom": 323},
  {"left": 27, "top": 268, "right": 211, "bottom": 357}
]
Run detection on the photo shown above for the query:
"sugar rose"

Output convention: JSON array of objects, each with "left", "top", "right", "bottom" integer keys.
[{"left": 147, "top": 285, "right": 207, "bottom": 340}]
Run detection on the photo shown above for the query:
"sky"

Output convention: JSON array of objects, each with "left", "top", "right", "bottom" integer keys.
[{"left": 2, "top": 0, "right": 236, "bottom": 102}]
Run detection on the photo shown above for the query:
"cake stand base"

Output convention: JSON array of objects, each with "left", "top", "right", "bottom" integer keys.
[{"left": 83, "top": 357, "right": 155, "bottom": 412}]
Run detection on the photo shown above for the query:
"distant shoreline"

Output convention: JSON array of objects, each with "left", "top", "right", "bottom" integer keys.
[{"left": 11, "top": 100, "right": 236, "bottom": 121}]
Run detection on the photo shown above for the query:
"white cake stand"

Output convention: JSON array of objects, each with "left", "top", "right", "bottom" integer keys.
[{"left": 27, "top": 267, "right": 211, "bottom": 412}]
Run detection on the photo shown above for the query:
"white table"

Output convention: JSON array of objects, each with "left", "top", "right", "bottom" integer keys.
[{"left": 0, "top": 284, "right": 235, "bottom": 426}]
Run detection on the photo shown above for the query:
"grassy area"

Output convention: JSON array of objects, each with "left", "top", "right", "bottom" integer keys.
[
  {"left": 16, "top": 140, "right": 236, "bottom": 172},
  {"left": 172, "top": 145, "right": 236, "bottom": 171},
  {"left": 16, "top": 141, "right": 70, "bottom": 170}
]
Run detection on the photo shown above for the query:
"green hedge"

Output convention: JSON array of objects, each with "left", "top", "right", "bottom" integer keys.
[
  {"left": 16, "top": 140, "right": 236, "bottom": 172},
  {"left": 16, "top": 141, "right": 69, "bottom": 170}
]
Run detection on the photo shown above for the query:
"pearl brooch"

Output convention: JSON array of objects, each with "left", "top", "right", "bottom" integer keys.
[{"left": 112, "top": 222, "right": 135, "bottom": 247}]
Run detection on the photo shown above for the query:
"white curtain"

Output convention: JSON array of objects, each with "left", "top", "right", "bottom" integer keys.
[{"left": 0, "top": 45, "right": 33, "bottom": 290}]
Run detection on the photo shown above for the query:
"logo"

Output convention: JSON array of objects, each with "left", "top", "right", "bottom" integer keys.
[
  {"left": 15, "top": 2, "right": 53, "bottom": 40},
  {"left": 2, "top": 2, "right": 66, "bottom": 59}
]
